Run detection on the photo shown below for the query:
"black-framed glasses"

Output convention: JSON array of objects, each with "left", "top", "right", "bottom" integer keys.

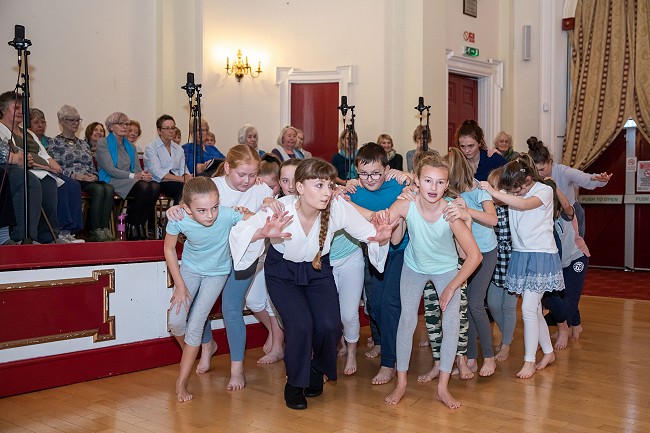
[
  {"left": 358, "top": 172, "right": 382, "bottom": 180},
  {"left": 64, "top": 117, "right": 82, "bottom": 123},
  {"left": 159, "top": 127, "right": 176, "bottom": 131}
]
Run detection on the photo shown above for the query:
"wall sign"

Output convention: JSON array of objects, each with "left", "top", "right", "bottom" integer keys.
[{"left": 463, "top": 0, "right": 477, "bottom": 18}]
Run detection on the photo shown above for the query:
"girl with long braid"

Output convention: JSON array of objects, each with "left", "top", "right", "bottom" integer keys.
[{"left": 229, "top": 158, "right": 393, "bottom": 410}]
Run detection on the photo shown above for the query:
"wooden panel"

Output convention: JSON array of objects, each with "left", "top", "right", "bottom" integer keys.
[
  {"left": 291, "top": 82, "right": 340, "bottom": 161},
  {"left": 447, "top": 73, "right": 478, "bottom": 149}
]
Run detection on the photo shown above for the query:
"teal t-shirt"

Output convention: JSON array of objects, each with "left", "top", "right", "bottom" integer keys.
[
  {"left": 329, "top": 230, "right": 361, "bottom": 261},
  {"left": 166, "top": 206, "right": 243, "bottom": 276},
  {"left": 460, "top": 186, "right": 497, "bottom": 253}
]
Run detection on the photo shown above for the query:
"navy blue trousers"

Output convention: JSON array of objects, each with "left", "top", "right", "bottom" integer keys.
[{"left": 265, "top": 247, "right": 342, "bottom": 388}]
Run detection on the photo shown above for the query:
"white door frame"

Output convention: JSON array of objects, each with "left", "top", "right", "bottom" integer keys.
[{"left": 446, "top": 50, "right": 503, "bottom": 147}]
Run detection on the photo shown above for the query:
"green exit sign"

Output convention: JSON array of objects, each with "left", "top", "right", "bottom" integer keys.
[{"left": 464, "top": 46, "right": 479, "bottom": 57}]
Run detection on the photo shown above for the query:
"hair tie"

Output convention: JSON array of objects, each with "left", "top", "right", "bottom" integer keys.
[{"left": 520, "top": 168, "right": 526, "bottom": 173}]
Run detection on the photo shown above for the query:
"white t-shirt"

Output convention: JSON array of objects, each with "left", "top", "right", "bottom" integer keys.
[
  {"left": 212, "top": 175, "right": 273, "bottom": 212},
  {"left": 508, "top": 181, "right": 557, "bottom": 253},
  {"left": 229, "top": 195, "right": 389, "bottom": 272}
]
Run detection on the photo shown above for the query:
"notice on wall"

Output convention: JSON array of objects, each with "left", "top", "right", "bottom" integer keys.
[{"left": 638, "top": 161, "right": 650, "bottom": 192}]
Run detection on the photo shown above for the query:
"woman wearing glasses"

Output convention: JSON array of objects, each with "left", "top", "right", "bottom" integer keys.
[
  {"left": 48, "top": 105, "right": 115, "bottom": 242},
  {"left": 332, "top": 129, "right": 358, "bottom": 186},
  {"left": 144, "top": 114, "right": 191, "bottom": 206},
  {"left": 96, "top": 112, "right": 160, "bottom": 240}
]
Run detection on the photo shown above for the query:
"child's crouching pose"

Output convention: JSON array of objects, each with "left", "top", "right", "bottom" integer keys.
[
  {"left": 164, "top": 177, "right": 248, "bottom": 402},
  {"left": 480, "top": 159, "right": 565, "bottom": 379},
  {"left": 382, "top": 155, "right": 482, "bottom": 409}
]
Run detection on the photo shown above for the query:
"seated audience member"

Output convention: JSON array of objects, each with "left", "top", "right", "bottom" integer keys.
[
  {"left": 0, "top": 90, "right": 61, "bottom": 244},
  {"left": 332, "top": 128, "right": 358, "bottom": 185},
  {"left": 128, "top": 120, "right": 144, "bottom": 153},
  {"left": 173, "top": 127, "right": 182, "bottom": 145},
  {"left": 271, "top": 125, "right": 304, "bottom": 161},
  {"left": 295, "top": 128, "right": 312, "bottom": 158},
  {"left": 144, "top": 114, "right": 190, "bottom": 204},
  {"left": 85, "top": 122, "right": 106, "bottom": 155},
  {"left": 493, "top": 131, "right": 519, "bottom": 162},
  {"left": 377, "top": 133, "right": 403, "bottom": 171},
  {"left": 0, "top": 142, "right": 17, "bottom": 245},
  {"left": 182, "top": 119, "right": 225, "bottom": 175},
  {"left": 48, "top": 105, "right": 115, "bottom": 242},
  {"left": 29, "top": 108, "right": 50, "bottom": 149},
  {"left": 96, "top": 111, "right": 160, "bottom": 240},
  {"left": 406, "top": 125, "right": 437, "bottom": 172},
  {"left": 238, "top": 124, "right": 265, "bottom": 157}
]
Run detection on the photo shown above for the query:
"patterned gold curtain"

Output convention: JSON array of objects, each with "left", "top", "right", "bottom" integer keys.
[{"left": 563, "top": 0, "right": 650, "bottom": 169}]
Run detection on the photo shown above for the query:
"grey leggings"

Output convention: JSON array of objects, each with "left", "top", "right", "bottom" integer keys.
[
  {"left": 486, "top": 281, "right": 518, "bottom": 346},
  {"left": 466, "top": 248, "right": 497, "bottom": 359},
  {"left": 396, "top": 265, "right": 461, "bottom": 373}
]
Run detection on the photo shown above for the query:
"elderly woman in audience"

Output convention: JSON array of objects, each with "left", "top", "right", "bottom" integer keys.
[
  {"left": 493, "top": 131, "right": 519, "bottom": 162},
  {"left": 48, "top": 105, "right": 115, "bottom": 242},
  {"left": 144, "top": 114, "right": 190, "bottom": 204},
  {"left": 29, "top": 108, "right": 50, "bottom": 149},
  {"left": 128, "top": 120, "right": 144, "bottom": 152},
  {"left": 96, "top": 112, "right": 160, "bottom": 240},
  {"left": 238, "top": 124, "right": 265, "bottom": 156},
  {"left": 377, "top": 133, "right": 403, "bottom": 171},
  {"left": 182, "top": 119, "right": 225, "bottom": 175},
  {"left": 85, "top": 122, "right": 105, "bottom": 155},
  {"left": 271, "top": 126, "right": 304, "bottom": 161},
  {"left": 0, "top": 91, "right": 61, "bottom": 243}
]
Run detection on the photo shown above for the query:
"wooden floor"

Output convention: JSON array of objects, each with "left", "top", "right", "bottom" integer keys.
[{"left": 2, "top": 295, "right": 650, "bottom": 433}]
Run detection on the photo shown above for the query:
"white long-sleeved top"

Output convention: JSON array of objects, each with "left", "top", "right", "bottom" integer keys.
[{"left": 229, "top": 195, "right": 389, "bottom": 272}]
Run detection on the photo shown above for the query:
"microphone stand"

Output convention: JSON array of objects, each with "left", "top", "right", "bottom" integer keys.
[
  {"left": 415, "top": 96, "right": 431, "bottom": 152},
  {"left": 8, "top": 27, "right": 33, "bottom": 244},
  {"left": 181, "top": 75, "right": 202, "bottom": 176},
  {"left": 338, "top": 98, "right": 356, "bottom": 182}
]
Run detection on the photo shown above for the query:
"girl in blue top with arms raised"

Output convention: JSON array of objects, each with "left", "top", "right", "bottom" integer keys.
[
  {"left": 164, "top": 177, "right": 250, "bottom": 402},
  {"left": 380, "top": 154, "right": 482, "bottom": 409}
]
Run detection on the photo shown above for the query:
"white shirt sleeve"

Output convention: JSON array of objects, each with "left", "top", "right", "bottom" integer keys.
[{"left": 229, "top": 209, "right": 269, "bottom": 270}]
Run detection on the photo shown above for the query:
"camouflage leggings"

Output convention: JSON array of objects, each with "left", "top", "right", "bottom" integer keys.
[{"left": 423, "top": 281, "right": 469, "bottom": 360}]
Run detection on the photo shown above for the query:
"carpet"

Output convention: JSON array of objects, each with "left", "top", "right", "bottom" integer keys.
[{"left": 582, "top": 268, "right": 650, "bottom": 300}]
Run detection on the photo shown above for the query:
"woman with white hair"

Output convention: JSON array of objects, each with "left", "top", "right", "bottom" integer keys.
[
  {"left": 96, "top": 111, "right": 160, "bottom": 240},
  {"left": 271, "top": 126, "right": 305, "bottom": 161},
  {"left": 238, "top": 124, "right": 265, "bottom": 157},
  {"left": 48, "top": 105, "right": 115, "bottom": 242}
]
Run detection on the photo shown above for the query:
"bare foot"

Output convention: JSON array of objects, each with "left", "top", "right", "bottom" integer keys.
[
  {"left": 366, "top": 336, "right": 374, "bottom": 347},
  {"left": 554, "top": 322, "right": 570, "bottom": 350},
  {"left": 516, "top": 361, "right": 537, "bottom": 379},
  {"left": 479, "top": 357, "right": 497, "bottom": 377},
  {"left": 257, "top": 350, "right": 283, "bottom": 364},
  {"left": 227, "top": 363, "right": 246, "bottom": 391},
  {"left": 176, "top": 379, "right": 193, "bottom": 402},
  {"left": 344, "top": 354, "right": 358, "bottom": 375},
  {"left": 262, "top": 333, "right": 272, "bottom": 354},
  {"left": 365, "top": 344, "right": 381, "bottom": 358},
  {"left": 372, "top": 366, "right": 396, "bottom": 385},
  {"left": 454, "top": 356, "right": 475, "bottom": 380},
  {"left": 571, "top": 324, "right": 583, "bottom": 341},
  {"left": 417, "top": 362, "right": 440, "bottom": 383},
  {"left": 418, "top": 340, "right": 431, "bottom": 347},
  {"left": 437, "top": 387, "right": 461, "bottom": 409},
  {"left": 196, "top": 340, "right": 217, "bottom": 374},
  {"left": 550, "top": 331, "right": 559, "bottom": 339},
  {"left": 338, "top": 346, "right": 348, "bottom": 357},
  {"left": 495, "top": 344, "right": 510, "bottom": 362},
  {"left": 385, "top": 382, "right": 407, "bottom": 405},
  {"left": 535, "top": 352, "right": 555, "bottom": 371}
]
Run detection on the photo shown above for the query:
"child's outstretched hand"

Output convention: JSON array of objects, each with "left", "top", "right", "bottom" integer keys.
[
  {"left": 397, "top": 185, "right": 418, "bottom": 201},
  {"left": 439, "top": 286, "right": 456, "bottom": 311},
  {"left": 166, "top": 205, "right": 184, "bottom": 221},
  {"left": 259, "top": 211, "right": 293, "bottom": 239},
  {"left": 591, "top": 172, "right": 612, "bottom": 182},
  {"left": 368, "top": 210, "right": 396, "bottom": 245},
  {"left": 343, "top": 178, "right": 360, "bottom": 194},
  {"left": 170, "top": 285, "right": 193, "bottom": 314}
]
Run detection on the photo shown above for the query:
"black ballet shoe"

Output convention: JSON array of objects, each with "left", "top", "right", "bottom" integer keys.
[
  {"left": 304, "top": 366, "right": 323, "bottom": 398},
  {"left": 138, "top": 225, "right": 148, "bottom": 240},
  {"left": 126, "top": 224, "right": 140, "bottom": 241},
  {"left": 284, "top": 383, "right": 307, "bottom": 410}
]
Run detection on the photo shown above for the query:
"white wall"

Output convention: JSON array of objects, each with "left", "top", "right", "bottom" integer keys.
[{"left": 0, "top": 0, "right": 571, "bottom": 161}]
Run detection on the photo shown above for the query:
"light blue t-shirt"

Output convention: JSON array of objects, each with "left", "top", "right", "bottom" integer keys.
[
  {"left": 460, "top": 186, "right": 498, "bottom": 253},
  {"left": 166, "top": 206, "right": 243, "bottom": 276},
  {"left": 329, "top": 230, "right": 361, "bottom": 261},
  {"left": 404, "top": 201, "right": 458, "bottom": 275}
]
